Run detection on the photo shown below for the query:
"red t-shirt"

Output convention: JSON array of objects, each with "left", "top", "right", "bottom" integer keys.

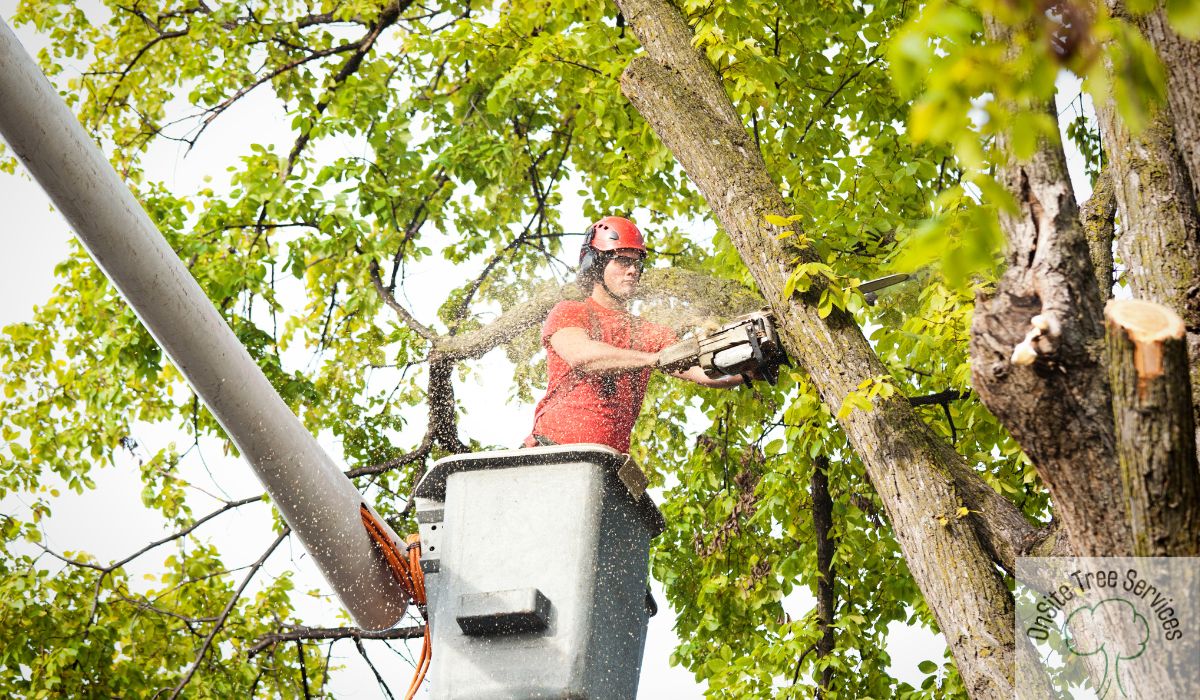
[{"left": 529, "top": 298, "right": 676, "bottom": 452}]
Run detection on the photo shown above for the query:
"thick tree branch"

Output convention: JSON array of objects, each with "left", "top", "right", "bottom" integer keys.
[
  {"left": 1093, "top": 19, "right": 1200, "bottom": 451},
  {"left": 1106, "top": 299, "right": 1200, "bottom": 555},
  {"left": 613, "top": 2, "right": 1023, "bottom": 695},
  {"left": 430, "top": 269, "right": 760, "bottom": 363},
  {"left": 426, "top": 360, "right": 467, "bottom": 454},
  {"left": 429, "top": 280, "right": 578, "bottom": 363},
  {"left": 972, "top": 17, "right": 1129, "bottom": 557},
  {"left": 811, "top": 457, "right": 836, "bottom": 697},
  {"left": 1132, "top": 5, "right": 1200, "bottom": 210}
]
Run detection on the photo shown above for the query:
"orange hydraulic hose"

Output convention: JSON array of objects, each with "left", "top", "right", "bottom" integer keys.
[
  {"left": 402, "top": 534, "right": 431, "bottom": 700},
  {"left": 360, "top": 506, "right": 430, "bottom": 699}
]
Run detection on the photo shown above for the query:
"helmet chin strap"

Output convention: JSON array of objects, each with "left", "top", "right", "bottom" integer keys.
[{"left": 599, "top": 278, "right": 631, "bottom": 305}]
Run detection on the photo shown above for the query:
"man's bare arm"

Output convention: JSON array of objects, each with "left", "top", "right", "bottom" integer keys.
[
  {"left": 551, "top": 328, "right": 748, "bottom": 388},
  {"left": 549, "top": 327, "right": 658, "bottom": 373},
  {"left": 671, "top": 365, "right": 744, "bottom": 388}
]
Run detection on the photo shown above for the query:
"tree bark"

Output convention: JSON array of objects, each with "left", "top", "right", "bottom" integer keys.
[
  {"left": 1105, "top": 299, "right": 1200, "bottom": 555},
  {"left": 1094, "top": 97, "right": 1200, "bottom": 439},
  {"left": 811, "top": 457, "right": 836, "bottom": 698},
  {"left": 1135, "top": 6, "right": 1200, "bottom": 211},
  {"left": 972, "top": 18, "right": 1131, "bottom": 558},
  {"left": 1079, "top": 166, "right": 1115, "bottom": 300},
  {"left": 1099, "top": 1, "right": 1200, "bottom": 459},
  {"left": 613, "top": 2, "right": 1026, "bottom": 695}
]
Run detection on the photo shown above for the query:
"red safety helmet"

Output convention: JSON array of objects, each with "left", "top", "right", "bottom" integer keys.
[{"left": 577, "top": 216, "right": 646, "bottom": 289}]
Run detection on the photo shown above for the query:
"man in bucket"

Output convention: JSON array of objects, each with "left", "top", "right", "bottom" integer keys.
[{"left": 524, "top": 216, "right": 748, "bottom": 452}]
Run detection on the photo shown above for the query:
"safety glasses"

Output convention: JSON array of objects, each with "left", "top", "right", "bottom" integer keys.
[{"left": 610, "top": 255, "right": 645, "bottom": 273}]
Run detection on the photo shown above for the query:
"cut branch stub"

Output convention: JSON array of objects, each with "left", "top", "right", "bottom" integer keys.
[
  {"left": 1107, "top": 299, "right": 1187, "bottom": 390},
  {"left": 1105, "top": 299, "right": 1200, "bottom": 556}
]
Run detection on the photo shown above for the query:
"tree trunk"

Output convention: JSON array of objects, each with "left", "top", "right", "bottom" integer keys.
[
  {"left": 972, "top": 18, "right": 1132, "bottom": 558},
  {"left": 1135, "top": 6, "right": 1200, "bottom": 211},
  {"left": 1094, "top": 97, "right": 1200, "bottom": 444},
  {"left": 1105, "top": 299, "right": 1200, "bottom": 555},
  {"left": 1099, "top": 1, "right": 1200, "bottom": 459},
  {"left": 613, "top": 2, "right": 1026, "bottom": 695}
]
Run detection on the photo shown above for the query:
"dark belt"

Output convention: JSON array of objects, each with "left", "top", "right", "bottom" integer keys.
[{"left": 521, "top": 433, "right": 558, "bottom": 448}]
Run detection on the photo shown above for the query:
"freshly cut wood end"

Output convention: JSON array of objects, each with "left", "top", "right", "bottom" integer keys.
[
  {"left": 1105, "top": 299, "right": 1186, "bottom": 381},
  {"left": 1105, "top": 299, "right": 1186, "bottom": 342}
]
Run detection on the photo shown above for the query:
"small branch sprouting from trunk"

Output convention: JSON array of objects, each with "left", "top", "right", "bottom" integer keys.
[
  {"left": 1079, "top": 166, "right": 1116, "bottom": 300},
  {"left": 811, "top": 456, "right": 836, "bottom": 697}
]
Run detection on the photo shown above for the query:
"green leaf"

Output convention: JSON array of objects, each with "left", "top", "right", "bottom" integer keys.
[{"left": 1168, "top": 0, "right": 1200, "bottom": 39}]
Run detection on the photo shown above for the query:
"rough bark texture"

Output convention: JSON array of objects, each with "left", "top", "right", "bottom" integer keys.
[
  {"left": 1097, "top": 108, "right": 1200, "bottom": 320},
  {"left": 972, "top": 20, "right": 1131, "bottom": 558},
  {"left": 613, "top": 2, "right": 1028, "bottom": 695},
  {"left": 1079, "top": 166, "right": 1115, "bottom": 300},
  {"left": 1105, "top": 299, "right": 1200, "bottom": 555},
  {"left": 1137, "top": 6, "right": 1200, "bottom": 211},
  {"left": 1094, "top": 97, "right": 1200, "bottom": 435},
  {"left": 811, "top": 457, "right": 835, "bottom": 697}
]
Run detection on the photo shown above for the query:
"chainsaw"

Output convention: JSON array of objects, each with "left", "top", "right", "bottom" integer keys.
[
  {"left": 656, "top": 310, "right": 789, "bottom": 385},
  {"left": 654, "top": 275, "right": 910, "bottom": 384}
]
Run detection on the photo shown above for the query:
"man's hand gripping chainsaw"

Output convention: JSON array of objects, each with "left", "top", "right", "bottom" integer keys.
[{"left": 655, "top": 311, "right": 790, "bottom": 384}]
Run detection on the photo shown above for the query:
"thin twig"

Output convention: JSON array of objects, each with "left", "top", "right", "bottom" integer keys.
[
  {"left": 284, "top": 1, "right": 412, "bottom": 173},
  {"left": 108, "top": 495, "right": 262, "bottom": 572},
  {"left": 800, "top": 56, "right": 882, "bottom": 142},
  {"left": 355, "top": 637, "right": 397, "bottom": 700},
  {"left": 346, "top": 435, "right": 432, "bottom": 478},
  {"left": 169, "top": 529, "right": 289, "bottom": 699},
  {"left": 249, "top": 624, "right": 426, "bottom": 657},
  {"left": 187, "top": 41, "right": 361, "bottom": 150},
  {"left": 368, "top": 259, "right": 436, "bottom": 340}
]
